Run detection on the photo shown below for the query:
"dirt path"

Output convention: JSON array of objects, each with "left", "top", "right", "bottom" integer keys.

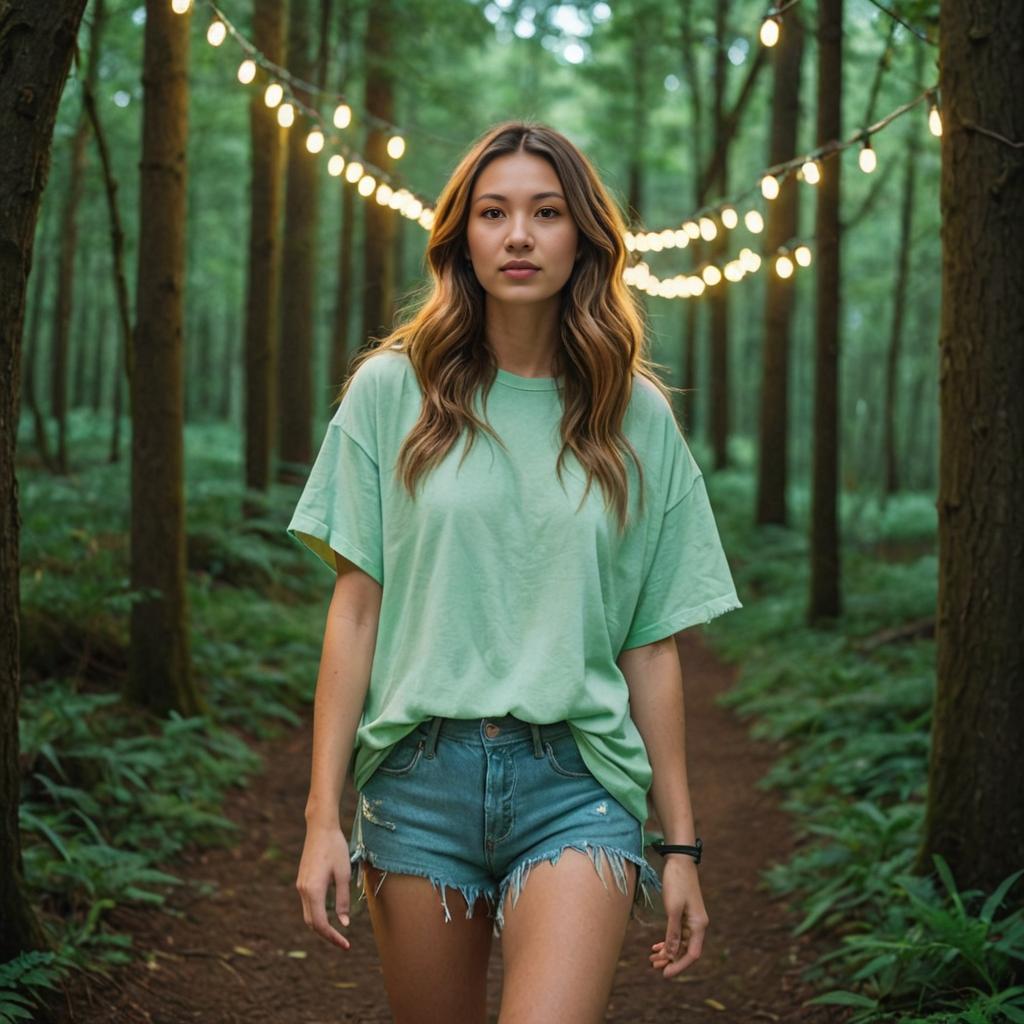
[{"left": 55, "top": 631, "right": 849, "bottom": 1023}]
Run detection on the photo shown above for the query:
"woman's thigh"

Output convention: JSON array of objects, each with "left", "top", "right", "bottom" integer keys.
[{"left": 361, "top": 864, "right": 495, "bottom": 1024}]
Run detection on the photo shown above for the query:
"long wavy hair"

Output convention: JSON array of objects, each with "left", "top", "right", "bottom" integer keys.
[{"left": 337, "top": 120, "right": 680, "bottom": 533}]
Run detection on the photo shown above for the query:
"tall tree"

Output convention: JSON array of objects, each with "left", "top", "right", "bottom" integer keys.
[
  {"left": 707, "top": 0, "right": 732, "bottom": 470},
  {"left": 127, "top": 0, "right": 203, "bottom": 716},
  {"left": 277, "top": 0, "right": 322, "bottom": 479},
  {"left": 359, "top": 0, "right": 398, "bottom": 348},
  {"left": 243, "top": 0, "right": 286, "bottom": 512},
  {"left": 49, "top": 0, "right": 107, "bottom": 473},
  {"left": 882, "top": 42, "right": 924, "bottom": 498},
  {"left": 755, "top": 6, "right": 804, "bottom": 525},
  {"left": 0, "top": 0, "right": 90, "bottom": 961},
  {"left": 917, "top": 0, "right": 1024, "bottom": 892},
  {"left": 807, "top": 0, "right": 843, "bottom": 623}
]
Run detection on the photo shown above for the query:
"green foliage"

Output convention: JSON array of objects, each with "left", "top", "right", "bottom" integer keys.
[{"left": 700, "top": 466, "right": 1023, "bottom": 1023}]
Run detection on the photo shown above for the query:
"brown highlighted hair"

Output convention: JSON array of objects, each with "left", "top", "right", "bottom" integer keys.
[{"left": 337, "top": 119, "right": 679, "bottom": 533}]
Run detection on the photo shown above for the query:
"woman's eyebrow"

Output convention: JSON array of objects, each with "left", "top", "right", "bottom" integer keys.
[{"left": 474, "top": 192, "right": 566, "bottom": 203}]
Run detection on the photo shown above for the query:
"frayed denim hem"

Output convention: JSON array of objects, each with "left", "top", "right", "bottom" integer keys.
[
  {"left": 494, "top": 841, "right": 662, "bottom": 935},
  {"left": 350, "top": 840, "right": 500, "bottom": 926}
]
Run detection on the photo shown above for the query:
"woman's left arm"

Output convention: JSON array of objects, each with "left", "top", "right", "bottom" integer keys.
[{"left": 618, "top": 636, "right": 709, "bottom": 979}]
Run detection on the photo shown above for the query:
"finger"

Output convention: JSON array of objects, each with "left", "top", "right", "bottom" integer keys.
[{"left": 310, "top": 909, "right": 351, "bottom": 950}]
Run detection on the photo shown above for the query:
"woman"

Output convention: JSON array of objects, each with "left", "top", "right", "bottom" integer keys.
[{"left": 290, "top": 120, "right": 742, "bottom": 1023}]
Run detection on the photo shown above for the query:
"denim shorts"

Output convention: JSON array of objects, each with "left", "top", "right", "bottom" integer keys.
[{"left": 348, "top": 714, "right": 663, "bottom": 937}]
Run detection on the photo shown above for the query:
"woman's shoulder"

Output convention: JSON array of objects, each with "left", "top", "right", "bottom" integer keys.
[{"left": 627, "top": 371, "right": 679, "bottom": 433}]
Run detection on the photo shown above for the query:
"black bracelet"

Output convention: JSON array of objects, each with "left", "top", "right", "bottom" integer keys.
[{"left": 651, "top": 837, "right": 702, "bottom": 864}]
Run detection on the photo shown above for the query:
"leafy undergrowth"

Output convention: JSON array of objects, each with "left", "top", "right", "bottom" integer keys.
[
  {"left": 6, "top": 411, "right": 334, "bottom": 1022},
  {"left": 694, "top": 445, "right": 1024, "bottom": 1024}
]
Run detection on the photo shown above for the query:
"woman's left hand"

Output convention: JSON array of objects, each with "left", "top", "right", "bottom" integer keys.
[{"left": 648, "top": 856, "right": 708, "bottom": 979}]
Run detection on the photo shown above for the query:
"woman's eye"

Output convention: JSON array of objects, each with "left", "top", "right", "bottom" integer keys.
[{"left": 481, "top": 207, "right": 560, "bottom": 219}]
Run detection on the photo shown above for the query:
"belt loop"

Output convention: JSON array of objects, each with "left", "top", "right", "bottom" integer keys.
[
  {"left": 530, "top": 722, "right": 544, "bottom": 758},
  {"left": 425, "top": 716, "right": 443, "bottom": 758}
]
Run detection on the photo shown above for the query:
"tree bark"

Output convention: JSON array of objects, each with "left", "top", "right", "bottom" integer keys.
[
  {"left": 917, "top": 0, "right": 1024, "bottom": 893},
  {"left": 359, "top": 0, "right": 397, "bottom": 349},
  {"left": 127, "top": 0, "right": 203, "bottom": 716},
  {"left": 277, "top": 0, "right": 322, "bottom": 479},
  {"left": 243, "top": 0, "right": 286, "bottom": 509},
  {"left": 0, "top": 0, "right": 89, "bottom": 962},
  {"left": 755, "top": 7, "right": 804, "bottom": 526},
  {"left": 808, "top": 0, "right": 843, "bottom": 623},
  {"left": 48, "top": 0, "right": 105, "bottom": 473}
]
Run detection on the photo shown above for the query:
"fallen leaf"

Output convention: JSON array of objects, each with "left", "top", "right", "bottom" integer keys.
[{"left": 705, "top": 998, "right": 727, "bottom": 1011}]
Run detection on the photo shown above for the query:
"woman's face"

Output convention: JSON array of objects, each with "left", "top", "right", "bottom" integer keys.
[{"left": 465, "top": 150, "right": 579, "bottom": 306}]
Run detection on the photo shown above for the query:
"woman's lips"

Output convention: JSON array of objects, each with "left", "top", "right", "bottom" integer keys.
[{"left": 500, "top": 267, "right": 540, "bottom": 279}]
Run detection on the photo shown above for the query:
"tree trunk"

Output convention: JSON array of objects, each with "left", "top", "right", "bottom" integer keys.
[
  {"left": 277, "top": 0, "right": 322, "bottom": 480},
  {"left": 808, "top": 0, "right": 843, "bottom": 623},
  {"left": 755, "top": 7, "right": 804, "bottom": 526},
  {"left": 127, "top": 0, "right": 202, "bottom": 717},
  {"left": 359, "top": 0, "right": 398, "bottom": 349},
  {"left": 917, "top": 0, "right": 1024, "bottom": 893},
  {"left": 707, "top": 0, "right": 731, "bottom": 470},
  {"left": 882, "top": 44, "right": 924, "bottom": 499},
  {"left": 243, "top": 0, "right": 286, "bottom": 509},
  {"left": 0, "top": 0, "right": 89, "bottom": 962},
  {"left": 48, "top": 0, "right": 105, "bottom": 472}
]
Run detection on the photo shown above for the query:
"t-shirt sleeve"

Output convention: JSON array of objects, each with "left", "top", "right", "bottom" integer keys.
[
  {"left": 620, "top": 426, "right": 742, "bottom": 651},
  {"left": 285, "top": 366, "right": 384, "bottom": 584}
]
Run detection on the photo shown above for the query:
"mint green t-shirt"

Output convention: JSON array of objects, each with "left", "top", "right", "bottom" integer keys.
[{"left": 286, "top": 349, "right": 742, "bottom": 847}]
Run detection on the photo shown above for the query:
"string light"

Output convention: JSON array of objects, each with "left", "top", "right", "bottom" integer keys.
[
  {"left": 276, "top": 102, "right": 294, "bottom": 128},
  {"left": 775, "top": 255, "right": 794, "bottom": 278},
  {"left": 327, "top": 155, "right": 345, "bottom": 176},
  {"left": 344, "top": 161, "right": 364, "bottom": 183},
  {"left": 333, "top": 103, "right": 352, "bottom": 129},
  {"left": 928, "top": 91, "right": 943, "bottom": 136},
  {"left": 237, "top": 58, "right": 256, "bottom": 84},
  {"left": 206, "top": 19, "right": 226, "bottom": 45},
  {"left": 171, "top": 0, "right": 192, "bottom": 12},
  {"left": 744, "top": 210, "right": 764, "bottom": 234},
  {"left": 800, "top": 159, "right": 821, "bottom": 184},
  {"left": 759, "top": 15, "right": 780, "bottom": 47},
  {"left": 761, "top": 174, "right": 780, "bottom": 200},
  {"left": 306, "top": 128, "right": 325, "bottom": 153},
  {"left": 858, "top": 139, "right": 877, "bottom": 173},
  {"left": 264, "top": 82, "right": 283, "bottom": 108},
  {"left": 386, "top": 135, "right": 406, "bottom": 159}
]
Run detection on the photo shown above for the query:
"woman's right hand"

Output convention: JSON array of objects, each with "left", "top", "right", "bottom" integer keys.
[{"left": 296, "top": 822, "right": 353, "bottom": 950}]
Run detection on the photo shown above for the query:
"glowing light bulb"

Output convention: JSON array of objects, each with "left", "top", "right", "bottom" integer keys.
[
  {"left": 759, "top": 15, "right": 780, "bottom": 47},
  {"left": 306, "top": 129, "right": 325, "bottom": 153},
  {"left": 345, "top": 161, "right": 363, "bottom": 182},
  {"left": 406, "top": 198, "right": 423, "bottom": 219},
  {"left": 794, "top": 245, "right": 812, "bottom": 267},
  {"left": 745, "top": 209, "right": 764, "bottom": 233},
  {"left": 699, "top": 217, "right": 717, "bottom": 241},
  {"left": 801, "top": 160, "right": 820, "bottom": 184},
  {"left": 358, "top": 175, "right": 376, "bottom": 196},
  {"left": 674, "top": 229, "right": 689, "bottom": 248},
  {"left": 387, "top": 134, "right": 406, "bottom": 159},
  {"left": 171, "top": 0, "right": 191, "bottom": 13},
  {"left": 419, "top": 210, "right": 434, "bottom": 230},
  {"left": 761, "top": 175, "right": 780, "bottom": 200},
  {"left": 701, "top": 265, "right": 722, "bottom": 286},
  {"left": 929, "top": 103, "right": 942, "bottom": 137},
  {"left": 775, "top": 255, "right": 794, "bottom": 278},
  {"left": 334, "top": 103, "right": 352, "bottom": 129},
  {"left": 683, "top": 220, "right": 701, "bottom": 239},
  {"left": 688, "top": 276, "right": 706, "bottom": 297},
  {"left": 237, "top": 59, "right": 257, "bottom": 84},
  {"left": 328, "top": 155, "right": 345, "bottom": 176},
  {"left": 277, "top": 102, "right": 294, "bottom": 128},
  {"left": 721, "top": 206, "right": 738, "bottom": 229},
  {"left": 858, "top": 142, "right": 877, "bottom": 173},
  {"left": 264, "top": 82, "right": 283, "bottom": 108},
  {"left": 377, "top": 183, "right": 394, "bottom": 204},
  {"left": 206, "top": 20, "right": 226, "bottom": 45}
]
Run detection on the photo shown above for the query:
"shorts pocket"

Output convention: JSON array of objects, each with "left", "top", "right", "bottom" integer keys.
[
  {"left": 376, "top": 734, "right": 426, "bottom": 777},
  {"left": 543, "top": 734, "right": 592, "bottom": 779}
]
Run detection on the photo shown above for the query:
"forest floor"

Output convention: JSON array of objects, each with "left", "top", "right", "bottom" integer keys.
[{"left": 53, "top": 629, "right": 852, "bottom": 1024}]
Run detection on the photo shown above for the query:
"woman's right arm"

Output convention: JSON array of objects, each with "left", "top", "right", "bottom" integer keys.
[{"left": 296, "top": 551, "right": 382, "bottom": 950}]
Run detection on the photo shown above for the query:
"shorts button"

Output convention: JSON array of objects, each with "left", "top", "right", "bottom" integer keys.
[{"left": 484, "top": 723, "right": 500, "bottom": 738}]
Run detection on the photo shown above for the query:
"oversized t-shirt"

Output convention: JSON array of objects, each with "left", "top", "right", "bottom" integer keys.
[{"left": 286, "top": 348, "right": 742, "bottom": 847}]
